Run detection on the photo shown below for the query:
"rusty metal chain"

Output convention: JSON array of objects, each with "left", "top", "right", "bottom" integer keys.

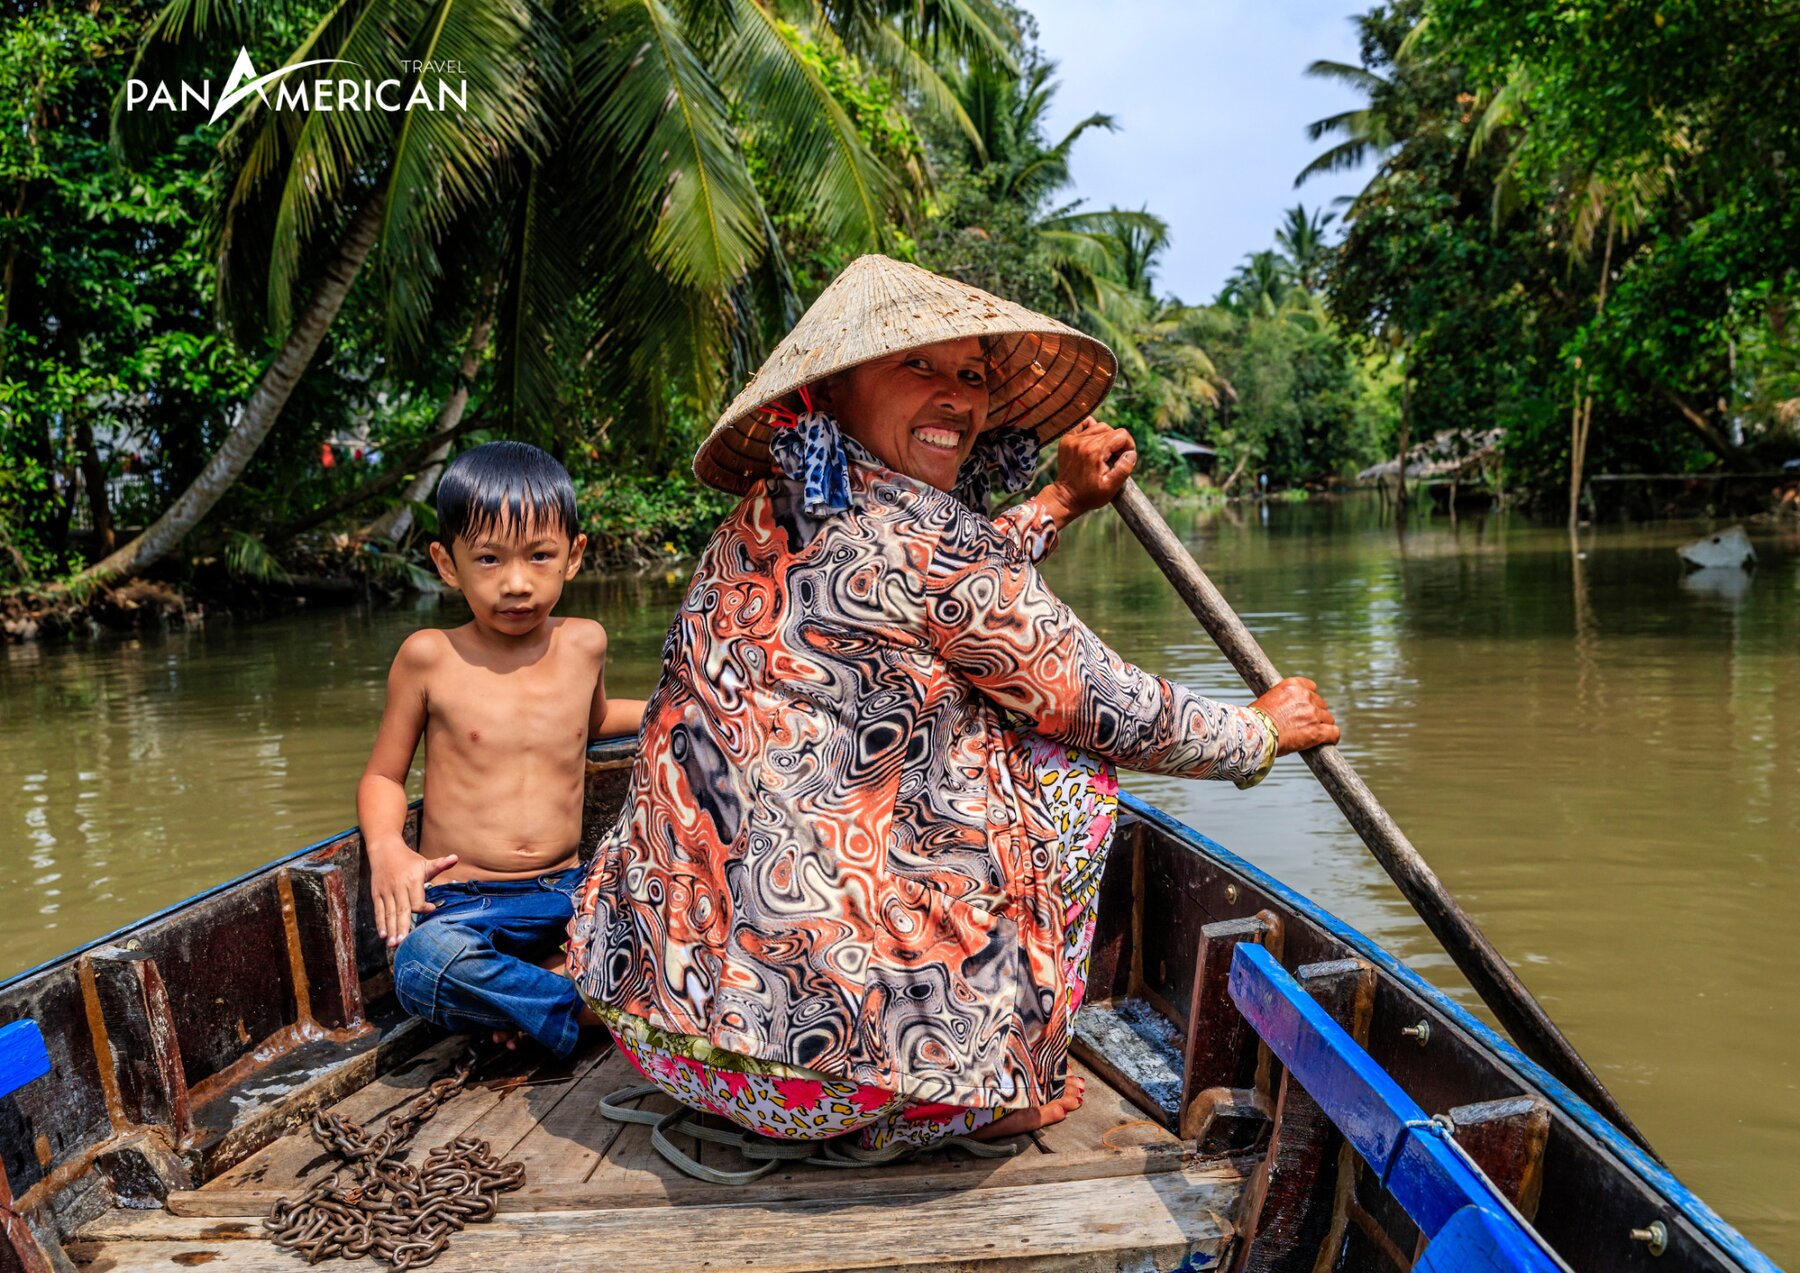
[{"left": 263, "top": 1060, "right": 525, "bottom": 1268}]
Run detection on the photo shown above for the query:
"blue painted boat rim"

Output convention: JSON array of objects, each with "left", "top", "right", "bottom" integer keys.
[
  {"left": 1120, "top": 790, "right": 1781, "bottom": 1273},
  {"left": 1230, "top": 943, "right": 1567, "bottom": 1269},
  {"left": 0, "top": 1019, "right": 51, "bottom": 1098}
]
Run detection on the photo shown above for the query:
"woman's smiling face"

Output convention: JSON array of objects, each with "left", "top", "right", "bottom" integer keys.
[{"left": 821, "top": 337, "right": 991, "bottom": 492}]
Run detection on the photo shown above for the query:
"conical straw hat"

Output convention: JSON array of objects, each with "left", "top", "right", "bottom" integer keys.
[{"left": 693, "top": 255, "right": 1117, "bottom": 495}]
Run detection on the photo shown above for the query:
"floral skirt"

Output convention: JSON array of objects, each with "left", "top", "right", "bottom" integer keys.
[{"left": 588, "top": 732, "right": 1119, "bottom": 1152}]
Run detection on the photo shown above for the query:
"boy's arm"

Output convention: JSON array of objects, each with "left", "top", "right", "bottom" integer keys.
[
  {"left": 584, "top": 624, "right": 646, "bottom": 739},
  {"left": 594, "top": 696, "right": 647, "bottom": 738},
  {"left": 357, "top": 633, "right": 458, "bottom": 947}
]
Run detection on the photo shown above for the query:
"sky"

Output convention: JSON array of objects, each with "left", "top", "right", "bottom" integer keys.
[{"left": 1023, "top": 0, "right": 1378, "bottom": 304}]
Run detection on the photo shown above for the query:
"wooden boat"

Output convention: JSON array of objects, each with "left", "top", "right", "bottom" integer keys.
[{"left": 0, "top": 736, "right": 1778, "bottom": 1272}]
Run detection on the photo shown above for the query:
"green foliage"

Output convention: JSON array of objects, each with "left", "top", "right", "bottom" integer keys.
[
  {"left": 1, "top": 4, "right": 250, "bottom": 581},
  {"left": 577, "top": 469, "right": 737, "bottom": 561},
  {"left": 0, "top": 2, "right": 411, "bottom": 584},
  {"left": 3, "top": 0, "right": 1411, "bottom": 613},
  {"left": 360, "top": 542, "right": 443, "bottom": 593},
  {"left": 743, "top": 18, "right": 926, "bottom": 294},
  {"left": 1309, "top": 0, "right": 1800, "bottom": 505},
  {"left": 223, "top": 530, "right": 291, "bottom": 584},
  {"left": 1200, "top": 307, "right": 1386, "bottom": 485}
]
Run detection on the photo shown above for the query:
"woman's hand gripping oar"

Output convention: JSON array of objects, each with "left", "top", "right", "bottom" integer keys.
[{"left": 1056, "top": 422, "right": 1656, "bottom": 1159}]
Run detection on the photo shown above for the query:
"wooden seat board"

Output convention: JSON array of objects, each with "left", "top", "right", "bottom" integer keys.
[
  {"left": 422, "top": 1046, "right": 612, "bottom": 1168},
  {"left": 1037, "top": 1058, "right": 1179, "bottom": 1154},
  {"left": 504, "top": 1046, "right": 636, "bottom": 1185},
  {"left": 72, "top": 1164, "right": 1243, "bottom": 1273},
  {"left": 164, "top": 1046, "right": 1206, "bottom": 1218}
]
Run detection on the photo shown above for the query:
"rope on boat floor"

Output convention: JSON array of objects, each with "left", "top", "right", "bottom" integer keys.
[{"left": 262, "top": 1054, "right": 525, "bottom": 1269}]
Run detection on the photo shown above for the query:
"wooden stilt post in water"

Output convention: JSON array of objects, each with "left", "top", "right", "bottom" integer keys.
[{"left": 1109, "top": 477, "right": 1658, "bottom": 1160}]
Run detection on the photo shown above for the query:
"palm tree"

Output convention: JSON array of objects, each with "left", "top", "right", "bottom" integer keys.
[
  {"left": 1274, "top": 203, "right": 1337, "bottom": 294},
  {"left": 943, "top": 57, "right": 1113, "bottom": 206},
  {"left": 937, "top": 59, "right": 1174, "bottom": 373},
  {"left": 77, "top": 0, "right": 1013, "bottom": 585},
  {"left": 1295, "top": 57, "right": 1397, "bottom": 186},
  {"left": 1132, "top": 300, "right": 1226, "bottom": 430},
  {"left": 1220, "top": 250, "right": 1290, "bottom": 316}
]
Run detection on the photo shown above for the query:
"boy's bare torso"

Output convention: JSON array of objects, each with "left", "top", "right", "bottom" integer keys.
[{"left": 414, "top": 616, "right": 603, "bottom": 881}]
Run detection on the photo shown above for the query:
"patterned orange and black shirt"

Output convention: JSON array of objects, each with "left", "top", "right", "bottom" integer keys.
[{"left": 567, "top": 453, "right": 1274, "bottom": 1109}]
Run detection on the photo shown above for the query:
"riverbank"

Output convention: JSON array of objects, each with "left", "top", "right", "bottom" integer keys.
[
  {"left": 0, "top": 541, "right": 418, "bottom": 644},
  {"left": 6, "top": 473, "right": 1797, "bottom": 645}
]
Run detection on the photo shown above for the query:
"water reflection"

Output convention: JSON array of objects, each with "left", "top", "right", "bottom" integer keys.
[{"left": 1, "top": 497, "right": 1796, "bottom": 1256}]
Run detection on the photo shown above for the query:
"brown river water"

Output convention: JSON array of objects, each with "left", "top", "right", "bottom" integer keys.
[{"left": 2, "top": 495, "right": 1796, "bottom": 1258}]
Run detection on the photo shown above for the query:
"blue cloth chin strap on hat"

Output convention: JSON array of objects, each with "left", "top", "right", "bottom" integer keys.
[
  {"left": 768, "top": 411, "right": 862, "bottom": 516},
  {"left": 769, "top": 410, "right": 1040, "bottom": 517}
]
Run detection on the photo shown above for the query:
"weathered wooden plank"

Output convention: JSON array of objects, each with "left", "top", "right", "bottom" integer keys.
[
  {"left": 433, "top": 1046, "right": 610, "bottom": 1171},
  {"left": 498, "top": 1048, "right": 625, "bottom": 1179},
  {"left": 283, "top": 862, "right": 364, "bottom": 1031},
  {"left": 187, "top": 1017, "right": 435, "bottom": 1180},
  {"left": 164, "top": 1141, "right": 1202, "bottom": 1218},
  {"left": 155, "top": 877, "right": 299, "bottom": 1093},
  {"left": 1180, "top": 912, "right": 1282, "bottom": 1137},
  {"left": 1138, "top": 832, "right": 1223, "bottom": 1030},
  {"left": 74, "top": 1165, "right": 1243, "bottom": 1272},
  {"left": 202, "top": 1033, "right": 461, "bottom": 1191},
  {"left": 1181, "top": 1086, "right": 1271, "bottom": 1157},
  {"left": 1230, "top": 958, "right": 1374, "bottom": 1273},
  {"left": 1038, "top": 1058, "right": 1176, "bottom": 1154},
  {"left": 1448, "top": 1096, "right": 1551, "bottom": 1221},
  {"left": 1082, "top": 818, "right": 1140, "bottom": 1003},
  {"left": 0, "top": 1124, "right": 59, "bottom": 1273},
  {"left": 85, "top": 948, "right": 191, "bottom": 1140},
  {"left": 1, "top": 967, "right": 112, "bottom": 1203}
]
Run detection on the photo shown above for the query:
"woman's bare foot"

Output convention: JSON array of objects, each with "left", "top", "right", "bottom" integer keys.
[
  {"left": 971, "top": 1074, "right": 1086, "bottom": 1140},
  {"left": 491, "top": 1028, "right": 521, "bottom": 1050}
]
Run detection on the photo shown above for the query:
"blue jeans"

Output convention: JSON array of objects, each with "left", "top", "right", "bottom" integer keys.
[{"left": 391, "top": 866, "right": 584, "bottom": 1057}]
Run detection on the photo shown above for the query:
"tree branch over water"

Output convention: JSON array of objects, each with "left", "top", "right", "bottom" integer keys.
[{"left": 270, "top": 414, "right": 493, "bottom": 545}]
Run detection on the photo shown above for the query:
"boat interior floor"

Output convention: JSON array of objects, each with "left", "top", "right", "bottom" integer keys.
[{"left": 67, "top": 1032, "right": 1251, "bottom": 1272}]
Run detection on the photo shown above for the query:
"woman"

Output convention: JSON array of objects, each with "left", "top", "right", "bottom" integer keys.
[{"left": 566, "top": 256, "right": 1337, "bottom": 1157}]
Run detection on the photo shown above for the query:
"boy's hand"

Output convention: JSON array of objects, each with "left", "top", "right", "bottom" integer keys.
[{"left": 371, "top": 847, "right": 460, "bottom": 947}]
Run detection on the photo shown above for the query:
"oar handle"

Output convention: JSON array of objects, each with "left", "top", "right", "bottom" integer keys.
[{"left": 1110, "top": 479, "right": 1659, "bottom": 1160}]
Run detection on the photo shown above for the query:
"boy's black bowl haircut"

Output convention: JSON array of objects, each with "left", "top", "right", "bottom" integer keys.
[{"left": 436, "top": 441, "right": 580, "bottom": 547}]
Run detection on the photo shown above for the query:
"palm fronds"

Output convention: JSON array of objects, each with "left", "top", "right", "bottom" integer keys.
[
  {"left": 723, "top": 1, "right": 899, "bottom": 253},
  {"left": 224, "top": 529, "right": 292, "bottom": 583}
]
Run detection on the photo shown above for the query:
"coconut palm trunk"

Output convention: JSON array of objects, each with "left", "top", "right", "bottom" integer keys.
[
  {"left": 68, "top": 188, "right": 387, "bottom": 589},
  {"left": 361, "top": 287, "right": 498, "bottom": 544}
]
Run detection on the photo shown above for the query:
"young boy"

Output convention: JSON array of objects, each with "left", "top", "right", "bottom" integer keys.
[{"left": 357, "top": 441, "right": 644, "bottom": 1056}]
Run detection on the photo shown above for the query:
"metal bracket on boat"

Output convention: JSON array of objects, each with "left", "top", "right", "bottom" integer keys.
[{"left": 1630, "top": 1220, "right": 1670, "bottom": 1257}]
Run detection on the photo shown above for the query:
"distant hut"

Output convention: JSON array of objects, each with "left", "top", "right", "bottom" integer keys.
[
  {"left": 1358, "top": 427, "right": 1503, "bottom": 510},
  {"left": 1159, "top": 435, "right": 1219, "bottom": 484}
]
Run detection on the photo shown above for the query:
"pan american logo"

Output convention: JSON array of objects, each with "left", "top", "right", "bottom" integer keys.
[{"left": 125, "top": 48, "right": 468, "bottom": 121}]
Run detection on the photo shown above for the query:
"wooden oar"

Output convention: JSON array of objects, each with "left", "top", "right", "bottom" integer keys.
[{"left": 1110, "top": 478, "right": 1660, "bottom": 1160}]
